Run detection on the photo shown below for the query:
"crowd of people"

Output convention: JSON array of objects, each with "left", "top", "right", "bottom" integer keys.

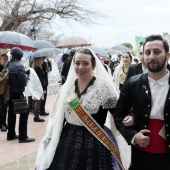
[
  {"left": 0, "top": 47, "right": 52, "bottom": 142},
  {"left": 1, "top": 34, "right": 170, "bottom": 170}
]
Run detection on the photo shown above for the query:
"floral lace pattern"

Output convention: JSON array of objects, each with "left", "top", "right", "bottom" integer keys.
[{"left": 64, "top": 78, "right": 118, "bottom": 126}]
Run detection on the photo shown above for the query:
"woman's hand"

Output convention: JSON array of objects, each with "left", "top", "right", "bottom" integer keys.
[{"left": 123, "top": 115, "right": 134, "bottom": 127}]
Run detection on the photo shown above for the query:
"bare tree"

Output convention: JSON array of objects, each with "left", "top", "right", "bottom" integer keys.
[
  {"left": 16, "top": 20, "right": 63, "bottom": 42},
  {"left": 0, "top": 0, "right": 100, "bottom": 32}
]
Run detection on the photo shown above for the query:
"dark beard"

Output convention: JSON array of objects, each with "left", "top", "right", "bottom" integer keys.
[{"left": 146, "top": 57, "right": 167, "bottom": 73}]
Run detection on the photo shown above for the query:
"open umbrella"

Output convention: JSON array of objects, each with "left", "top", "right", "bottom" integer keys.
[
  {"left": 54, "top": 53, "right": 63, "bottom": 64},
  {"left": 112, "top": 45, "right": 129, "bottom": 52},
  {"left": 56, "top": 36, "right": 92, "bottom": 48},
  {"left": 0, "top": 31, "right": 36, "bottom": 50},
  {"left": 44, "top": 47, "right": 61, "bottom": 55},
  {"left": 29, "top": 48, "right": 61, "bottom": 58},
  {"left": 23, "top": 51, "right": 33, "bottom": 60},
  {"left": 33, "top": 40, "right": 55, "bottom": 50},
  {"left": 89, "top": 47, "right": 109, "bottom": 58}
]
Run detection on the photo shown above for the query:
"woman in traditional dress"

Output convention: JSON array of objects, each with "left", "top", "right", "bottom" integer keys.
[
  {"left": 35, "top": 48, "right": 132, "bottom": 170},
  {"left": 113, "top": 52, "right": 132, "bottom": 91}
]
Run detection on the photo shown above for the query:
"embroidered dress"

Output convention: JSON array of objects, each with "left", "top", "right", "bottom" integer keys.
[
  {"left": 47, "top": 77, "right": 120, "bottom": 170},
  {"left": 35, "top": 49, "right": 131, "bottom": 170}
]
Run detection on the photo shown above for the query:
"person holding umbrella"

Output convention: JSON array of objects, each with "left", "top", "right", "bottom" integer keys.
[
  {"left": 32, "top": 57, "right": 46, "bottom": 122},
  {"left": 4, "top": 47, "right": 35, "bottom": 143},
  {"left": 39, "top": 57, "right": 51, "bottom": 116},
  {"left": 28, "top": 48, "right": 56, "bottom": 120},
  {"left": 61, "top": 48, "right": 76, "bottom": 83}
]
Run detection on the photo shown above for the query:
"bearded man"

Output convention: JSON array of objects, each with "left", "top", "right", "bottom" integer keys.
[{"left": 113, "top": 34, "right": 170, "bottom": 170}]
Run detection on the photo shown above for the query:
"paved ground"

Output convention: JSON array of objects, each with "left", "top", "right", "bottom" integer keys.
[
  {"left": 0, "top": 94, "right": 57, "bottom": 170},
  {"left": 0, "top": 60, "right": 61, "bottom": 170}
]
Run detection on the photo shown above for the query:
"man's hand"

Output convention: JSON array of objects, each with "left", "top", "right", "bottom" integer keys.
[
  {"left": 134, "top": 129, "right": 150, "bottom": 147},
  {"left": 123, "top": 115, "right": 134, "bottom": 126}
]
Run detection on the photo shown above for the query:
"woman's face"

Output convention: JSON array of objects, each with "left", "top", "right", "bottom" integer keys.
[
  {"left": 0, "top": 55, "right": 8, "bottom": 66},
  {"left": 122, "top": 53, "right": 132, "bottom": 65},
  {"left": 38, "top": 57, "right": 44, "bottom": 65},
  {"left": 74, "top": 53, "right": 94, "bottom": 80}
]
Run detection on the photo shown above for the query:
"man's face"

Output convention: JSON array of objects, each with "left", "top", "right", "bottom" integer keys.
[
  {"left": 139, "top": 45, "right": 147, "bottom": 68},
  {"left": 138, "top": 45, "right": 144, "bottom": 63},
  {"left": 144, "top": 40, "right": 169, "bottom": 72}
]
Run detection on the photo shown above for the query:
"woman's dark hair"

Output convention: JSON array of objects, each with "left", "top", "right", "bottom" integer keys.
[
  {"left": 62, "top": 54, "right": 70, "bottom": 63},
  {"left": 74, "top": 48, "right": 96, "bottom": 68},
  {"left": 123, "top": 51, "right": 132, "bottom": 61},
  {"left": 143, "top": 34, "right": 169, "bottom": 53}
]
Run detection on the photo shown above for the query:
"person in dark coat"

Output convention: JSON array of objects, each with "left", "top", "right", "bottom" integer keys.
[
  {"left": 114, "top": 34, "right": 170, "bottom": 170},
  {"left": 0, "top": 54, "right": 8, "bottom": 131},
  {"left": 126, "top": 44, "right": 170, "bottom": 82},
  {"left": 4, "top": 47, "right": 35, "bottom": 143},
  {"left": 61, "top": 49, "right": 76, "bottom": 83},
  {"left": 60, "top": 53, "right": 70, "bottom": 84},
  {"left": 32, "top": 57, "right": 46, "bottom": 122},
  {"left": 126, "top": 44, "right": 147, "bottom": 82},
  {"left": 47, "top": 57, "right": 52, "bottom": 71},
  {"left": 39, "top": 57, "right": 51, "bottom": 116},
  {"left": 28, "top": 58, "right": 34, "bottom": 112}
]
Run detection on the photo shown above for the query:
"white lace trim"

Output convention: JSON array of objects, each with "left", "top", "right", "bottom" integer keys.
[{"left": 64, "top": 78, "right": 117, "bottom": 125}]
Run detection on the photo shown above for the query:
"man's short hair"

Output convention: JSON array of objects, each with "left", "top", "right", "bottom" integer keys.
[
  {"left": 70, "top": 49, "right": 76, "bottom": 57},
  {"left": 143, "top": 34, "right": 169, "bottom": 53}
]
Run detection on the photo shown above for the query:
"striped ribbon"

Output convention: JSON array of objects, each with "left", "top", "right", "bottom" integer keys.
[{"left": 68, "top": 95, "right": 125, "bottom": 170}]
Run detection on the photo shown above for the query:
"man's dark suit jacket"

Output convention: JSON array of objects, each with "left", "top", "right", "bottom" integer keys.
[
  {"left": 126, "top": 63, "right": 143, "bottom": 82},
  {"left": 126, "top": 63, "right": 170, "bottom": 82},
  {"left": 61, "top": 58, "right": 72, "bottom": 80},
  {"left": 114, "top": 73, "right": 170, "bottom": 149}
]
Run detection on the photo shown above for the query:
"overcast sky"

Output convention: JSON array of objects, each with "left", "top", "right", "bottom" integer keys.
[{"left": 54, "top": 0, "right": 170, "bottom": 49}]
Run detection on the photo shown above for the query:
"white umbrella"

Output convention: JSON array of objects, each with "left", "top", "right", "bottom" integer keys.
[
  {"left": 56, "top": 36, "right": 92, "bottom": 48},
  {"left": 0, "top": 31, "right": 36, "bottom": 50},
  {"left": 112, "top": 45, "right": 129, "bottom": 52},
  {"left": 89, "top": 47, "right": 109, "bottom": 58},
  {"left": 29, "top": 48, "right": 61, "bottom": 58},
  {"left": 33, "top": 40, "right": 55, "bottom": 50}
]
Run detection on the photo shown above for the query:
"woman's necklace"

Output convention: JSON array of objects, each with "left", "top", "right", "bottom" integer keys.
[
  {"left": 78, "top": 84, "right": 87, "bottom": 93},
  {"left": 123, "top": 65, "right": 129, "bottom": 73},
  {"left": 78, "top": 77, "right": 93, "bottom": 93}
]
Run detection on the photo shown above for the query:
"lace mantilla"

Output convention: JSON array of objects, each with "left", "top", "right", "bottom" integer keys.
[{"left": 65, "top": 77, "right": 117, "bottom": 126}]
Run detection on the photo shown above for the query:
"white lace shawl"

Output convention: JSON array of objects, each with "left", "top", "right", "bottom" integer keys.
[
  {"left": 65, "top": 77, "right": 117, "bottom": 126},
  {"left": 112, "top": 62, "right": 123, "bottom": 91},
  {"left": 35, "top": 77, "right": 118, "bottom": 170}
]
